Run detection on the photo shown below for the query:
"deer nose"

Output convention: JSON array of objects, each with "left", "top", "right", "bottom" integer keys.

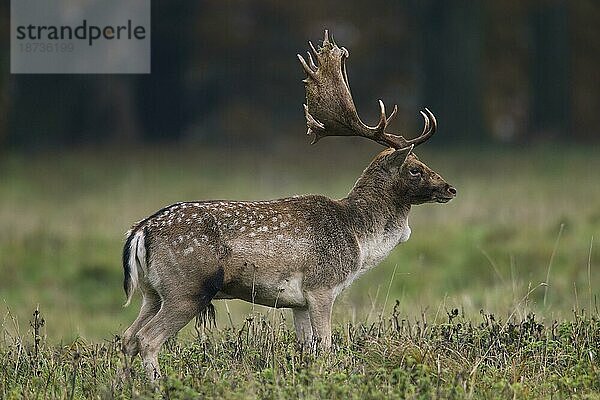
[{"left": 447, "top": 186, "right": 457, "bottom": 196}]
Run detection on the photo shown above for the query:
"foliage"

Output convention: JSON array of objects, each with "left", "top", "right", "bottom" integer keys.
[
  {"left": 1, "top": 307, "right": 599, "bottom": 399},
  {"left": 4, "top": 1, "right": 600, "bottom": 146}
]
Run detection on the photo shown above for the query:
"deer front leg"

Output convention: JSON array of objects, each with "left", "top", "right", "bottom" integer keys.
[
  {"left": 292, "top": 308, "right": 313, "bottom": 345},
  {"left": 305, "top": 289, "right": 335, "bottom": 350}
]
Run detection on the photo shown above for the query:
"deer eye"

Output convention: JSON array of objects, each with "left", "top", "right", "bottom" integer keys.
[{"left": 409, "top": 168, "right": 421, "bottom": 177}]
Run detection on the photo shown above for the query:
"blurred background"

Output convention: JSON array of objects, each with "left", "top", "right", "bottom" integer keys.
[{"left": 0, "top": 1, "right": 599, "bottom": 341}]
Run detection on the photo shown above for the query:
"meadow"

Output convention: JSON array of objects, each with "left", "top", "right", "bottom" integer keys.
[{"left": 0, "top": 143, "right": 599, "bottom": 398}]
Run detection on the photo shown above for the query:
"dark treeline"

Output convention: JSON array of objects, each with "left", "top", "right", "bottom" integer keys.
[{"left": 1, "top": 0, "right": 598, "bottom": 149}]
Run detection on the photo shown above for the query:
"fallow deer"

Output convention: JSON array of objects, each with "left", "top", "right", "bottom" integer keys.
[{"left": 121, "top": 31, "right": 456, "bottom": 380}]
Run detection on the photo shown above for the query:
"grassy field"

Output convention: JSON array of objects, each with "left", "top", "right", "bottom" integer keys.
[
  {"left": 2, "top": 307, "right": 599, "bottom": 399},
  {"left": 1, "top": 144, "right": 599, "bottom": 398}
]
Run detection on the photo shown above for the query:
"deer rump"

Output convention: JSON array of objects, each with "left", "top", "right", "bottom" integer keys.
[{"left": 122, "top": 208, "right": 226, "bottom": 317}]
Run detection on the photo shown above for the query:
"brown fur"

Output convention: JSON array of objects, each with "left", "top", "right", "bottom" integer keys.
[{"left": 121, "top": 147, "right": 455, "bottom": 379}]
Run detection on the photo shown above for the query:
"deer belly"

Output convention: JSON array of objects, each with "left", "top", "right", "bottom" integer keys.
[{"left": 220, "top": 270, "right": 306, "bottom": 308}]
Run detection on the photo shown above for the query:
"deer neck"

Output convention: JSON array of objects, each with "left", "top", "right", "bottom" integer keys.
[{"left": 342, "top": 176, "right": 412, "bottom": 252}]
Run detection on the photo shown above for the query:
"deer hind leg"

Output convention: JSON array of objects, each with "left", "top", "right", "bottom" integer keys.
[
  {"left": 134, "top": 297, "right": 202, "bottom": 381},
  {"left": 122, "top": 286, "right": 161, "bottom": 357},
  {"left": 135, "top": 267, "right": 225, "bottom": 381}
]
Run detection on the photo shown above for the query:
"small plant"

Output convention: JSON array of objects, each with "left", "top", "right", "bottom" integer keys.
[{"left": 30, "top": 306, "right": 45, "bottom": 374}]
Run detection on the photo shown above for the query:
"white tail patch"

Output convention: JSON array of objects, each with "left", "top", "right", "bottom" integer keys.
[{"left": 123, "top": 229, "right": 147, "bottom": 307}]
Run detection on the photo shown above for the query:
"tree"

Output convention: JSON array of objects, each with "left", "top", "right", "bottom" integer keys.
[
  {"left": 415, "top": 0, "right": 486, "bottom": 143},
  {"left": 529, "top": 0, "right": 570, "bottom": 140}
]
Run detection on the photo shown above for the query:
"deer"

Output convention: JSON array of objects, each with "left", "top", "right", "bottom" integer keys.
[{"left": 120, "top": 31, "right": 456, "bottom": 380}]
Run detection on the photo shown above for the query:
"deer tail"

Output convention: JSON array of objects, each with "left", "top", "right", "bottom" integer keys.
[{"left": 122, "top": 227, "right": 147, "bottom": 307}]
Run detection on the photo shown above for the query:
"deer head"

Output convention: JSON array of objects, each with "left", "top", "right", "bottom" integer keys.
[{"left": 298, "top": 31, "right": 456, "bottom": 207}]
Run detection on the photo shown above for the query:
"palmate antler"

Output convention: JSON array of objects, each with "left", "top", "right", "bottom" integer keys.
[{"left": 298, "top": 30, "right": 437, "bottom": 149}]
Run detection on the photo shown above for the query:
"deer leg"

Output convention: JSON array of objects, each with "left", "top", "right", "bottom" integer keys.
[
  {"left": 122, "top": 288, "right": 161, "bottom": 356},
  {"left": 135, "top": 298, "right": 201, "bottom": 381},
  {"left": 305, "top": 289, "right": 335, "bottom": 350},
  {"left": 292, "top": 308, "right": 313, "bottom": 346}
]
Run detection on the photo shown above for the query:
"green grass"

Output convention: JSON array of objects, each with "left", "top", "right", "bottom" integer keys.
[
  {"left": 0, "top": 144, "right": 599, "bottom": 398},
  {"left": 2, "top": 307, "right": 599, "bottom": 399}
]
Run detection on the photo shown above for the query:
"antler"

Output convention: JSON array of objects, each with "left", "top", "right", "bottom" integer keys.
[{"left": 298, "top": 30, "right": 437, "bottom": 149}]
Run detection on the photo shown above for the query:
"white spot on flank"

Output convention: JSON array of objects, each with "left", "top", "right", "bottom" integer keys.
[
  {"left": 240, "top": 226, "right": 246, "bottom": 232},
  {"left": 183, "top": 246, "right": 194, "bottom": 256},
  {"left": 249, "top": 232, "right": 256, "bottom": 237},
  {"left": 272, "top": 217, "right": 278, "bottom": 222}
]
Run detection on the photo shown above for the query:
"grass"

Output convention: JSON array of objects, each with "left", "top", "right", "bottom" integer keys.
[
  {"left": 0, "top": 143, "right": 599, "bottom": 398},
  {"left": 1, "top": 307, "right": 599, "bottom": 399}
]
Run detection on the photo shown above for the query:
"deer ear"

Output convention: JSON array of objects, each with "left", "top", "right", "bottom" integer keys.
[{"left": 384, "top": 145, "right": 413, "bottom": 170}]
